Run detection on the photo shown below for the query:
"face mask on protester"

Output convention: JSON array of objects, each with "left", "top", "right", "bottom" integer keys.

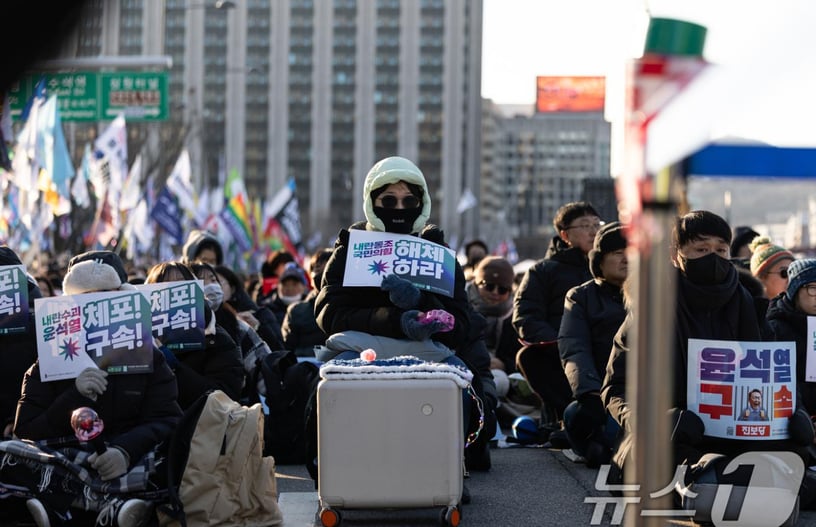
[
  {"left": 203, "top": 283, "right": 224, "bottom": 311},
  {"left": 680, "top": 252, "right": 732, "bottom": 286},
  {"left": 373, "top": 207, "right": 422, "bottom": 234},
  {"left": 279, "top": 294, "right": 302, "bottom": 306}
]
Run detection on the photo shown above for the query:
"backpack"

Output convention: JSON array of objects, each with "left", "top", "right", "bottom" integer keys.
[
  {"left": 158, "top": 390, "right": 283, "bottom": 527},
  {"left": 257, "top": 349, "right": 321, "bottom": 464}
]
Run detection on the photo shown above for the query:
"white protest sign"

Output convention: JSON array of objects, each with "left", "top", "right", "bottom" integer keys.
[
  {"left": 687, "top": 338, "right": 796, "bottom": 440},
  {"left": 343, "top": 230, "right": 458, "bottom": 297},
  {"left": 35, "top": 290, "right": 153, "bottom": 382}
]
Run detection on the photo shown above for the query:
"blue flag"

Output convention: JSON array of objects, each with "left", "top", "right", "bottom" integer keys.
[
  {"left": 150, "top": 188, "right": 183, "bottom": 244},
  {"left": 19, "top": 76, "right": 46, "bottom": 124}
]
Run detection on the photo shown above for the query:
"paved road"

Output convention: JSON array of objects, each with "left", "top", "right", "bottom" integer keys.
[{"left": 275, "top": 434, "right": 816, "bottom": 527}]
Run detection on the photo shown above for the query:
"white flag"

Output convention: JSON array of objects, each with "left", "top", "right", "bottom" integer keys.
[
  {"left": 166, "top": 148, "right": 197, "bottom": 216},
  {"left": 120, "top": 154, "right": 142, "bottom": 212},
  {"left": 456, "top": 188, "right": 478, "bottom": 213}
]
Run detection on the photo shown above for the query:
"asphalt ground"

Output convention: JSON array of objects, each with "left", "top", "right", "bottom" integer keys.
[{"left": 275, "top": 433, "right": 816, "bottom": 527}]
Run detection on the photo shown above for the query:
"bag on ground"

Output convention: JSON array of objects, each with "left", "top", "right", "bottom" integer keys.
[{"left": 157, "top": 390, "right": 282, "bottom": 527}]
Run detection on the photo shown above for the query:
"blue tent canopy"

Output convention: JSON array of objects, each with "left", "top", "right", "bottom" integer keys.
[{"left": 684, "top": 144, "right": 816, "bottom": 179}]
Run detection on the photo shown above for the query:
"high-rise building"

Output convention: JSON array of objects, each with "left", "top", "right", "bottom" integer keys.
[
  {"left": 483, "top": 105, "right": 612, "bottom": 260},
  {"left": 57, "top": 0, "right": 483, "bottom": 246}
]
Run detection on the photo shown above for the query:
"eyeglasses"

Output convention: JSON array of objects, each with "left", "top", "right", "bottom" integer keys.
[
  {"left": 379, "top": 195, "right": 421, "bottom": 209},
  {"left": 565, "top": 222, "right": 602, "bottom": 232},
  {"left": 767, "top": 268, "right": 789, "bottom": 279},
  {"left": 478, "top": 281, "right": 511, "bottom": 295},
  {"left": 804, "top": 284, "right": 816, "bottom": 297}
]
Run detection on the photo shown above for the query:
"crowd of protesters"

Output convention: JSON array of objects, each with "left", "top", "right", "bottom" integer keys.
[{"left": 1, "top": 159, "right": 816, "bottom": 525}]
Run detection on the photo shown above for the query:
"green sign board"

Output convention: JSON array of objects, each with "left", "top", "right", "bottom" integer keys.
[{"left": 8, "top": 71, "right": 168, "bottom": 122}]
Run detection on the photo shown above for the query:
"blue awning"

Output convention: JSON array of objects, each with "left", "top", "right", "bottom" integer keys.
[{"left": 683, "top": 144, "right": 816, "bottom": 179}]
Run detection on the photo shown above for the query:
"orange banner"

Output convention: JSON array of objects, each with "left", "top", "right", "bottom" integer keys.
[{"left": 535, "top": 76, "right": 606, "bottom": 113}]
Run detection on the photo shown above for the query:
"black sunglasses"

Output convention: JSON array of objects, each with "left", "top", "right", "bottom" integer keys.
[
  {"left": 768, "top": 267, "right": 789, "bottom": 279},
  {"left": 379, "top": 195, "right": 421, "bottom": 209},
  {"left": 478, "top": 281, "right": 510, "bottom": 295}
]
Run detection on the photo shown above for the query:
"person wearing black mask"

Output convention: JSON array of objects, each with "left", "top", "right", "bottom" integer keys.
[{"left": 602, "top": 210, "right": 813, "bottom": 501}]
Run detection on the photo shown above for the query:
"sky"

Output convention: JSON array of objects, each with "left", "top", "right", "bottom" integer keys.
[{"left": 481, "top": 0, "right": 816, "bottom": 174}]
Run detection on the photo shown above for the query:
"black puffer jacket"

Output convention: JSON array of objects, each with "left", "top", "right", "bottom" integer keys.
[
  {"left": 282, "top": 291, "right": 327, "bottom": 357},
  {"left": 0, "top": 276, "right": 42, "bottom": 434},
  {"left": 172, "top": 324, "right": 244, "bottom": 410},
  {"left": 315, "top": 221, "right": 470, "bottom": 350},
  {"left": 15, "top": 349, "right": 182, "bottom": 466},
  {"left": 512, "top": 236, "right": 592, "bottom": 344},
  {"left": 603, "top": 266, "right": 763, "bottom": 430},
  {"left": 766, "top": 293, "right": 816, "bottom": 413},
  {"left": 559, "top": 279, "right": 625, "bottom": 398}
]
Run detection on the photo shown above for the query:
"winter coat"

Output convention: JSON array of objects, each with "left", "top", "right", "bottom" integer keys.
[
  {"left": 602, "top": 265, "right": 763, "bottom": 430},
  {"left": 559, "top": 278, "right": 626, "bottom": 399},
  {"left": 766, "top": 293, "right": 816, "bottom": 413},
  {"left": 172, "top": 324, "right": 244, "bottom": 410},
  {"left": 0, "top": 277, "right": 42, "bottom": 433},
  {"left": 315, "top": 221, "right": 470, "bottom": 351},
  {"left": 512, "top": 236, "right": 592, "bottom": 344},
  {"left": 281, "top": 290, "right": 327, "bottom": 357},
  {"left": 14, "top": 349, "right": 182, "bottom": 466}
]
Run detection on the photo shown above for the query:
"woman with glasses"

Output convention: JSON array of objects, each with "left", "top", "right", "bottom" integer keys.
[
  {"left": 315, "top": 156, "right": 470, "bottom": 356},
  {"left": 312, "top": 156, "right": 476, "bottom": 500},
  {"left": 766, "top": 258, "right": 816, "bottom": 416},
  {"left": 750, "top": 236, "right": 796, "bottom": 300}
]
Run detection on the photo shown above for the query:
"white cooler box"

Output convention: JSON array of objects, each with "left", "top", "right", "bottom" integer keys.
[{"left": 316, "top": 357, "right": 469, "bottom": 527}]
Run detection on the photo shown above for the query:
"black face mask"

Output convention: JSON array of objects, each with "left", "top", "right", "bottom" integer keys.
[
  {"left": 680, "top": 252, "right": 732, "bottom": 286},
  {"left": 374, "top": 206, "right": 421, "bottom": 234}
]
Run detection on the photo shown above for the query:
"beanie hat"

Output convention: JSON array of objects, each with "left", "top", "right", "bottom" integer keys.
[
  {"left": 749, "top": 236, "right": 794, "bottom": 277},
  {"left": 589, "top": 221, "right": 627, "bottom": 279},
  {"left": 63, "top": 251, "right": 135, "bottom": 295},
  {"left": 363, "top": 156, "right": 431, "bottom": 233},
  {"left": 474, "top": 256, "right": 514, "bottom": 290},
  {"left": 786, "top": 259, "right": 816, "bottom": 301}
]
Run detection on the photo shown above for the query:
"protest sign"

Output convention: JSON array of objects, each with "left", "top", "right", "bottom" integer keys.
[
  {"left": 0, "top": 265, "right": 29, "bottom": 335},
  {"left": 343, "top": 230, "right": 457, "bottom": 297},
  {"left": 35, "top": 290, "right": 153, "bottom": 381},
  {"left": 687, "top": 338, "right": 796, "bottom": 440},
  {"left": 135, "top": 280, "right": 205, "bottom": 351},
  {"left": 805, "top": 316, "right": 816, "bottom": 382}
]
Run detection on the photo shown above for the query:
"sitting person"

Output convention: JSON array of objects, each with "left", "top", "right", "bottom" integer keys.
[
  {"left": 602, "top": 211, "right": 814, "bottom": 507},
  {"left": 314, "top": 156, "right": 471, "bottom": 366},
  {"left": 281, "top": 248, "right": 333, "bottom": 358},
  {"left": 145, "top": 261, "right": 244, "bottom": 410},
  {"left": 11, "top": 250, "right": 184, "bottom": 527},
  {"left": 558, "top": 222, "right": 627, "bottom": 467},
  {"left": 215, "top": 264, "right": 285, "bottom": 353}
]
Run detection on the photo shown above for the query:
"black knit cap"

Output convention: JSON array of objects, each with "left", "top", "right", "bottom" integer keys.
[{"left": 589, "top": 222, "right": 626, "bottom": 278}]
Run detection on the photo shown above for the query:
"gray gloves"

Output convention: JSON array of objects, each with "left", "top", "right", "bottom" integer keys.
[
  {"left": 381, "top": 274, "right": 421, "bottom": 310},
  {"left": 75, "top": 368, "right": 108, "bottom": 401},
  {"left": 89, "top": 446, "right": 130, "bottom": 480},
  {"left": 401, "top": 310, "right": 449, "bottom": 341}
]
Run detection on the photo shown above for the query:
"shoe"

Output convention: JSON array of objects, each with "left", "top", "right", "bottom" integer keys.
[
  {"left": 96, "top": 498, "right": 152, "bottom": 527},
  {"left": 461, "top": 484, "right": 471, "bottom": 505},
  {"left": 545, "top": 428, "right": 570, "bottom": 449},
  {"left": 562, "top": 448, "right": 587, "bottom": 464},
  {"left": 584, "top": 440, "right": 611, "bottom": 470},
  {"left": 536, "top": 421, "right": 562, "bottom": 443},
  {"left": 26, "top": 498, "right": 51, "bottom": 527}
]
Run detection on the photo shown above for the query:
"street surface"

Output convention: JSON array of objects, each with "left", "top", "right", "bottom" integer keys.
[{"left": 275, "top": 435, "right": 816, "bottom": 527}]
